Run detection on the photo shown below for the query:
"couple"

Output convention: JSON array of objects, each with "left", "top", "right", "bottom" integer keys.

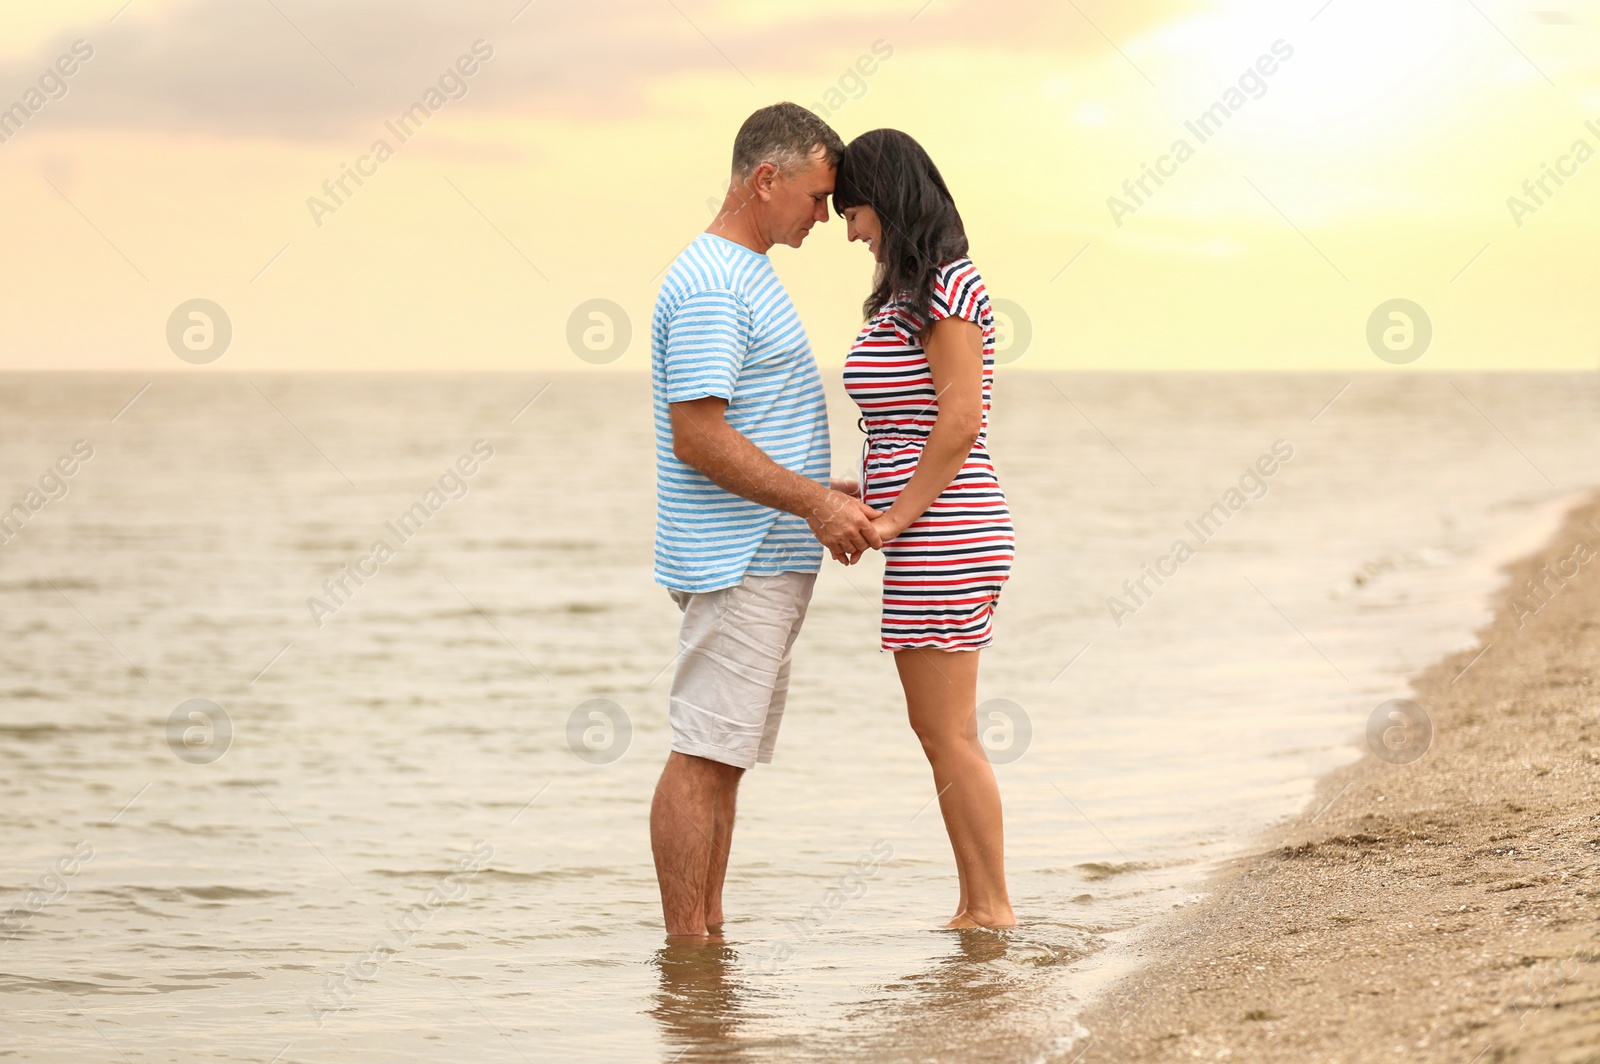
[{"left": 648, "top": 102, "right": 1016, "bottom": 940}]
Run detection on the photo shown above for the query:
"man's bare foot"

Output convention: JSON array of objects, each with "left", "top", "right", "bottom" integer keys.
[
  {"left": 664, "top": 931, "right": 727, "bottom": 946},
  {"left": 943, "top": 908, "right": 1017, "bottom": 929}
]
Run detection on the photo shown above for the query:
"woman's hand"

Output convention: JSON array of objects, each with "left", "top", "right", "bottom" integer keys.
[
  {"left": 829, "top": 476, "right": 862, "bottom": 499},
  {"left": 830, "top": 508, "right": 904, "bottom": 564},
  {"left": 871, "top": 509, "right": 910, "bottom": 544}
]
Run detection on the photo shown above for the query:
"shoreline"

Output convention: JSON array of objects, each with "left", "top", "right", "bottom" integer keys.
[{"left": 1070, "top": 492, "right": 1600, "bottom": 1062}]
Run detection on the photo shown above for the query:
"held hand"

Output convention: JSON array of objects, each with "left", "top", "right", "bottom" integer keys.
[
  {"left": 829, "top": 476, "right": 862, "bottom": 499},
  {"left": 870, "top": 510, "right": 909, "bottom": 545},
  {"left": 807, "top": 489, "right": 883, "bottom": 565}
]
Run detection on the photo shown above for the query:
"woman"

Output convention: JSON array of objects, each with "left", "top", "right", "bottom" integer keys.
[{"left": 833, "top": 129, "right": 1017, "bottom": 929}]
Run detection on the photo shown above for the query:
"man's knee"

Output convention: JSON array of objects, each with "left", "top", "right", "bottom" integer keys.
[{"left": 668, "top": 751, "right": 745, "bottom": 787}]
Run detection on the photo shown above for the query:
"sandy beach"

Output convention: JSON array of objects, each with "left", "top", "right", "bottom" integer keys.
[{"left": 1075, "top": 495, "right": 1600, "bottom": 1062}]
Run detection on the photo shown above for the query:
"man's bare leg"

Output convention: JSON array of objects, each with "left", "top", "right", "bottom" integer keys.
[
  {"left": 702, "top": 766, "right": 740, "bottom": 932},
  {"left": 651, "top": 751, "right": 744, "bottom": 939}
]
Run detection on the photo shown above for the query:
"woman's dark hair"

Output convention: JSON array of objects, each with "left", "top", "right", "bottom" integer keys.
[{"left": 832, "top": 128, "right": 968, "bottom": 338}]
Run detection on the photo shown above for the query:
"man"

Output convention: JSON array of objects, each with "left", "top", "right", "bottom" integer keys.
[{"left": 649, "top": 102, "right": 882, "bottom": 941}]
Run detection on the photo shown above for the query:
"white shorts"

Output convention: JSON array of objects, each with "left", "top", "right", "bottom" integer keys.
[{"left": 666, "top": 571, "right": 817, "bottom": 770}]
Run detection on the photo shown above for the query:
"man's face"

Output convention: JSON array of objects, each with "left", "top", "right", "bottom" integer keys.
[{"left": 764, "top": 148, "right": 835, "bottom": 249}]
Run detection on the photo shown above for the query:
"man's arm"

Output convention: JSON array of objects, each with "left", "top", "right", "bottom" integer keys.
[{"left": 670, "top": 396, "right": 882, "bottom": 562}]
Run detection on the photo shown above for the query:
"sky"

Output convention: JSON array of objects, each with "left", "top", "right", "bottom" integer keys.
[{"left": 0, "top": 0, "right": 1595, "bottom": 370}]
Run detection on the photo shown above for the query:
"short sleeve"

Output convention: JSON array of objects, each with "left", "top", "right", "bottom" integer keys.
[
  {"left": 928, "top": 261, "right": 985, "bottom": 326},
  {"left": 663, "top": 289, "right": 750, "bottom": 404}
]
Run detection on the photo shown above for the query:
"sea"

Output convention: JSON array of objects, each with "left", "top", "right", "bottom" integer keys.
[{"left": 1, "top": 371, "right": 1594, "bottom": 1062}]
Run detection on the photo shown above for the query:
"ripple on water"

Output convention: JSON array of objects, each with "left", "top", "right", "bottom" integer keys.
[
  {"left": 0, "top": 722, "right": 70, "bottom": 738},
  {"left": 1073, "top": 860, "right": 1161, "bottom": 882}
]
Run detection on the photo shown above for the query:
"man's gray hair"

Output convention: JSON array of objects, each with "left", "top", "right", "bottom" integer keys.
[{"left": 731, "top": 102, "right": 844, "bottom": 178}]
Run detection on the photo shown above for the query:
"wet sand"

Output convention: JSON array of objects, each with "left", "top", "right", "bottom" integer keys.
[{"left": 1075, "top": 495, "right": 1600, "bottom": 1063}]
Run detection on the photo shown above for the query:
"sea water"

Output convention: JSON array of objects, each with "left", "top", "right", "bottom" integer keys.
[{"left": 0, "top": 371, "right": 1593, "bottom": 1062}]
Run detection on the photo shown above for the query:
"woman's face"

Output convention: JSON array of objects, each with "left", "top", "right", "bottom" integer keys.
[{"left": 842, "top": 204, "right": 884, "bottom": 261}]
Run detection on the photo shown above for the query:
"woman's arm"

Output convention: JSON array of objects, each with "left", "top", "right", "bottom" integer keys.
[{"left": 872, "top": 317, "right": 985, "bottom": 542}]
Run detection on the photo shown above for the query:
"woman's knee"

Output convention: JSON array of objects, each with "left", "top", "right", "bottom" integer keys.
[{"left": 908, "top": 714, "right": 977, "bottom": 754}]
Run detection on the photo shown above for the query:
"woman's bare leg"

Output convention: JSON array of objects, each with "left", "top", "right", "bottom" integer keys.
[{"left": 895, "top": 647, "right": 1015, "bottom": 928}]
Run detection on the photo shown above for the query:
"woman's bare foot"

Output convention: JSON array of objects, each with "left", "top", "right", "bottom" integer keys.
[{"left": 943, "top": 907, "right": 1017, "bottom": 929}]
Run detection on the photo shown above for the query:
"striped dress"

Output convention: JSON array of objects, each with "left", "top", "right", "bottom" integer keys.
[{"left": 844, "top": 259, "right": 1015, "bottom": 651}]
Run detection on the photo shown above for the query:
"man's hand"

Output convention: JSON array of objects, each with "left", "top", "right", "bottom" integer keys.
[{"left": 807, "top": 488, "right": 883, "bottom": 565}]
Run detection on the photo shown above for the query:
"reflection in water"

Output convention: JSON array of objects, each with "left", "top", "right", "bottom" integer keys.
[
  {"left": 651, "top": 930, "right": 1093, "bottom": 1064},
  {"left": 834, "top": 926, "right": 1097, "bottom": 1063},
  {"left": 650, "top": 943, "right": 761, "bottom": 1063}
]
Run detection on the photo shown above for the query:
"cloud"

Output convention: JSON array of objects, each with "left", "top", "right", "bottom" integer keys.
[{"left": 0, "top": 0, "right": 1151, "bottom": 140}]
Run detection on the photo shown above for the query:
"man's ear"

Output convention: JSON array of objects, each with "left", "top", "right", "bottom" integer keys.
[{"left": 749, "top": 161, "right": 779, "bottom": 200}]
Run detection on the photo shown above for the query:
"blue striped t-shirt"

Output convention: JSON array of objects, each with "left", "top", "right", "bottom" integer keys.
[{"left": 651, "top": 232, "right": 830, "bottom": 592}]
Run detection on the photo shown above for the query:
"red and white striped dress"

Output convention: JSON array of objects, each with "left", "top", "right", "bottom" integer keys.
[{"left": 845, "top": 258, "right": 1015, "bottom": 651}]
